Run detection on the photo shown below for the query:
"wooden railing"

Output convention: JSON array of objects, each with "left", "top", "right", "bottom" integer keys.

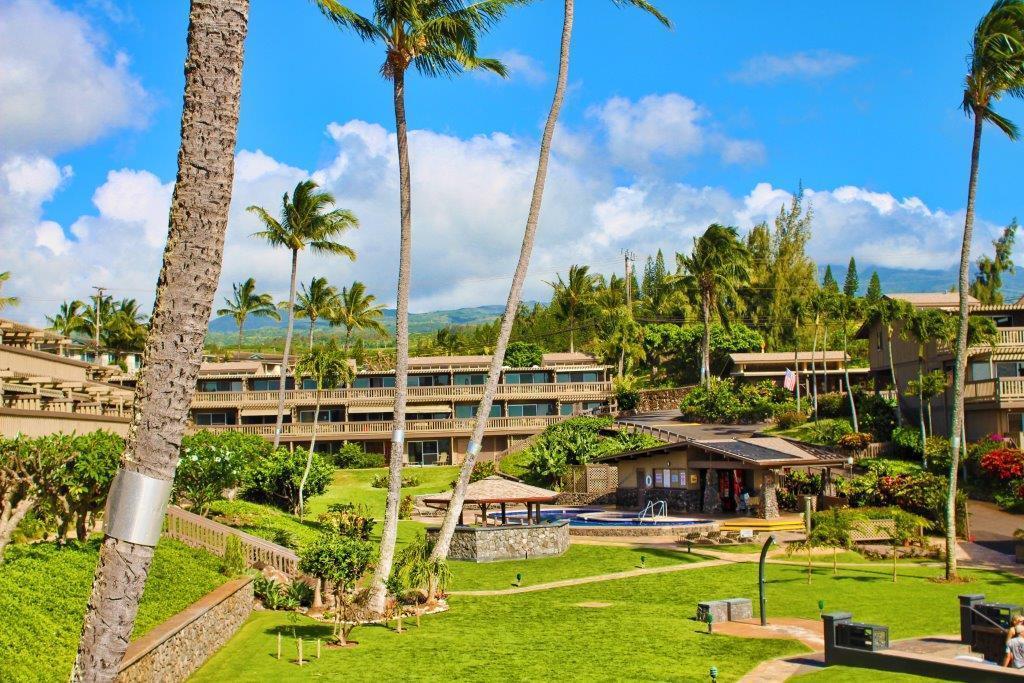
[
  {"left": 998, "top": 328, "right": 1024, "bottom": 346},
  {"left": 164, "top": 505, "right": 299, "bottom": 575},
  {"left": 199, "top": 415, "right": 564, "bottom": 438},
  {"left": 614, "top": 421, "right": 687, "bottom": 444},
  {"left": 191, "top": 381, "right": 612, "bottom": 406},
  {"left": 964, "top": 377, "right": 1024, "bottom": 403}
]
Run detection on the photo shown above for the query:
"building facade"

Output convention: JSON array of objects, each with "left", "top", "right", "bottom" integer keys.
[
  {"left": 729, "top": 351, "right": 868, "bottom": 394},
  {"left": 188, "top": 352, "right": 612, "bottom": 464},
  {"left": 0, "top": 319, "right": 134, "bottom": 438},
  {"left": 858, "top": 292, "right": 1024, "bottom": 442}
]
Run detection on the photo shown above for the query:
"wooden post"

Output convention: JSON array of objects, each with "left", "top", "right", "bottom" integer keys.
[
  {"left": 458, "top": 507, "right": 464, "bottom": 526},
  {"left": 317, "top": 638, "right": 321, "bottom": 659},
  {"left": 297, "top": 638, "right": 303, "bottom": 666},
  {"left": 277, "top": 631, "right": 281, "bottom": 660},
  {"left": 500, "top": 502, "right": 507, "bottom": 525},
  {"left": 480, "top": 503, "right": 488, "bottom": 526}
]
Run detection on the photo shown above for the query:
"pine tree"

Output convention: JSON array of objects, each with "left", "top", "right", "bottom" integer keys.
[
  {"left": 970, "top": 219, "right": 1018, "bottom": 304},
  {"left": 843, "top": 257, "right": 859, "bottom": 297},
  {"left": 866, "top": 271, "right": 882, "bottom": 305},
  {"left": 823, "top": 265, "right": 838, "bottom": 293}
]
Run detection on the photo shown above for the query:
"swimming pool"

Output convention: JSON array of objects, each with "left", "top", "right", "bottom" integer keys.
[{"left": 489, "top": 507, "right": 706, "bottom": 527}]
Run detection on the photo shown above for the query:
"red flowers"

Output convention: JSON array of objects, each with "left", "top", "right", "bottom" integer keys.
[{"left": 980, "top": 448, "right": 1024, "bottom": 480}]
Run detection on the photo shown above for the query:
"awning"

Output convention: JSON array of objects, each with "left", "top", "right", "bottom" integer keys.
[
  {"left": 347, "top": 405, "right": 394, "bottom": 415},
  {"left": 406, "top": 404, "right": 452, "bottom": 414},
  {"left": 240, "top": 407, "right": 280, "bottom": 417}
]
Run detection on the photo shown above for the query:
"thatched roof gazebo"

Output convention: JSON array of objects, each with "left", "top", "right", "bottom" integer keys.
[{"left": 422, "top": 476, "right": 558, "bottom": 526}]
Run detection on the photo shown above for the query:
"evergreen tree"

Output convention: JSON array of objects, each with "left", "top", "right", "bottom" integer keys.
[
  {"left": 970, "top": 218, "right": 1018, "bottom": 304},
  {"left": 866, "top": 271, "right": 883, "bottom": 305},
  {"left": 823, "top": 265, "right": 838, "bottom": 293},
  {"left": 843, "top": 257, "right": 859, "bottom": 297}
]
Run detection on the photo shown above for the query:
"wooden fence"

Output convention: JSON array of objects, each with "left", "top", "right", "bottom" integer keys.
[
  {"left": 164, "top": 505, "right": 299, "bottom": 576},
  {"left": 559, "top": 464, "right": 619, "bottom": 495}
]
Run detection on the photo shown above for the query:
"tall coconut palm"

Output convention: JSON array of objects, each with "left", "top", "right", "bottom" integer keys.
[
  {"left": 429, "top": 0, "right": 671, "bottom": 567},
  {"left": 330, "top": 280, "right": 387, "bottom": 351},
  {"left": 0, "top": 272, "right": 18, "bottom": 311},
  {"left": 869, "top": 296, "right": 912, "bottom": 426},
  {"left": 248, "top": 180, "right": 358, "bottom": 449},
  {"left": 294, "top": 340, "right": 352, "bottom": 519},
  {"left": 80, "top": 294, "right": 115, "bottom": 348},
  {"left": 71, "top": 1, "right": 249, "bottom": 678},
  {"left": 315, "top": 0, "right": 514, "bottom": 617},
  {"left": 902, "top": 308, "right": 954, "bottom": 467},
  {"left": 946, "top": 0, "right": 1024, "bottom": 580},
  {"left": 294, "top": 276, "right": 339, "bottom": 347},
  {"left": 47, "top": 300, "right": 88, "bottom": 338},
  {"left": 674, "top": 224, "right": 751, "bottom": 386},
  {"left": 217, "top": 278, "right": 280, "bottom": 352},
  {"left": 547, "top": 264, "right": 597, "bottom": 353}
]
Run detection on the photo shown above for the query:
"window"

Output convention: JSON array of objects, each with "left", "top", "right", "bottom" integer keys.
[
  {"left": 455, "top": 404, "right": 501, "bottom": 418},
  {"left": 408, "top": 374, "right": 450, "bottom": 387},
  {"left": 407, "top": 412, "right": 449, "bottom": 420},
  {"left": 653, "top": 468, "right": 686, "bottom": 489},
  {"left": 507, "top": 402, "right": 553, "bottom": 417},
  {"left": 408, "top": 439, "right": 450, "bottom": 466},
  {"left": 996, "top": 362, "right": 1024, "bottom": 378},
  {"left": 352, "top": 376, "right": 395, "bottom": 388},
  {"left": 348, "top": 411, "right": 390, "bottom": 422},
  {"left": 194, "top": 411, "right": 236, "bottom": 425},
  {"left": 301, "top": 378, "right": 318, "bottom": 390},
  {"left": 556, "top": 371, "right": 600, "bottom": 383},
  {"left": 197, "top": 379, "right": 242, "bottom": 392},
  {"left": 560, "top": 403, "right": 575, "bottom": 416},
  {"left": 454, "top": 373, "right": 486, "bottom": 385},
  {"left": 971, "top": 361, "right": 992, "bottom": 381},
  {"left": 504, "top": 371, "right": 549, "bottom": 384},
  {"left": 298, "top": 408, "right": 342, "bottom": 423},
  {"left": 251, "top": 378, "right": 295, "bottom": 391}
]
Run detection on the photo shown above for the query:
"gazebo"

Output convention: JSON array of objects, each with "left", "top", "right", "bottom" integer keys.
[{"left": 422, "top": 475, "right": 558, "bottom": 526}]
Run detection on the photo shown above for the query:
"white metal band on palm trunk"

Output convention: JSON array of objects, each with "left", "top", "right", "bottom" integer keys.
[
  {"left": 466, "top": 440, "right": 481, "bottom": 456},
  {"left": 392, "top": 429, "right": 405, "bottom": 446},
  {"left": 103, "top": 469, "right": 173, "bottom": 546}
]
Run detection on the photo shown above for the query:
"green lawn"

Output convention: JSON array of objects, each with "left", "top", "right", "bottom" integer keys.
[
  {"left": 793, "top": 667, "right": 944, "bottom": 682},
  {"left": 448, "top": 544, "right": 709, "bottom": 591},
  {"left": 764, "top": 417, "right": 853, "bottom": 445},
  {"left": 192, "top": 558, "right": 1024, "bottom": 682},
  {"left": 0, "top": 538, "right": 227, "bottom": 682},
  {"left": 307, "top": 465, "right": 460, "bottom": 518}
]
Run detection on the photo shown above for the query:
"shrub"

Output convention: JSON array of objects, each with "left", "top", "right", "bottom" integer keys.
[
  {"left": 271, "top": 528, "right": 298, "bottom": 549},
  {"left": 613, "top": 375, "right": 643, "bottom": 411},
  {"left": 321, "top": 503, "right": 375, "bottom": 541},
  {"left": 285, "top": 580, "right": 314, "bottom": 607},
  {"left": 220, "top": 535, "right": 246, "bottom": 576},
  {"left": 504, "top": 341, "right": 543, "bottom": 368},
  {"left": 890, "top": 425, "right": 923, "bottom": 458},
  {"left": 399, "top": 494, "right": 414, "bottom": 520},
  {"left": 370, "top": 472, "right": 421, "bottom": 489},
  {"left": 776, "top": 411, "right": 808, "bottom": 430},
  {"left": 980, "top": 448, "right": 1024, "bottom": 480},
  {"left": 859, "top": 458, "right": 923, "bottom": 477},
  {"left": 333, "top": 443, "right": 385, "bottom": 469},
  {"left": 450, "top": 461, "right": 497, "bottom": 489},
  {"left": 245, "top": 447, "right": 332, "bottom": 512},
  {"left": 855, "top": 391, "right": 897, "bottom": 440},
  {"left": 519, "top": 415, "right": 643, "bottom": 486},
  {"left": 810, "top": 419, "right": 852, "bottom": 446},
  {"left": 924, "top": 436, "right": 952, "bottom": 473},
  {"left": 174, "top": 431, "right": 268, "bottom": 514},
  {"left": 815, "top": 393, "right": 848, "bottom": 418},
  {"left": 837, "top": 432, "right": 872, "bottom": 450},
  {"left": 680, "top": 378, "right": 791, "bottom": 424}
]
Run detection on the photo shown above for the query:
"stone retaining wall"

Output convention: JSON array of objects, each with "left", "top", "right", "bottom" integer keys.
[
  {"left": 429, "top": 521, "right": 570, "bottom": 562},
  {"left": 119, "top": 576, "right": 253, "bottom": 682},
  {"left": 618, "top": 387, "right": 692, "bottom": 415},
  {"left": 615, "top": 487, "right": 702, "bottom": 512},
  {"left": 568, "top": 520, "right": 719, "bottom": 537}
]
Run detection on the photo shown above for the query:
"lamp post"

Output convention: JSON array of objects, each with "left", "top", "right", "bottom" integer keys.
[{"left": 759, "top": 533, "right": 777, "bottom": 626}]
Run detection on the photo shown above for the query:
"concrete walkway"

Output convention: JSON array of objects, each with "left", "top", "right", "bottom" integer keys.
[
  {"left": 739, "top": 654, "right": 827, "bottom": 682},
  {"left": 969, "top": 499, "right": 1022, "bottom": 555}
]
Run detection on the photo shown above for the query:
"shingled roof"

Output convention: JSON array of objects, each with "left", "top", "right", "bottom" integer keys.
[{"left": 421, "top": 476, "right": 558, "bottom": 505}]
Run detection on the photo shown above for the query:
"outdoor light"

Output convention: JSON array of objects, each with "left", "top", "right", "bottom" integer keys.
[
  {"left": 709, "top": 665, "right": 718, "bottom": 681},
  {"left": 705, "top": 611, "right": 714, "bottom": 633},
  {"left": 515, "top": 572, "right": 522, "bottom": 587},
  {"left": 640, "top": 554, "right": 646, "bottom": 568}
]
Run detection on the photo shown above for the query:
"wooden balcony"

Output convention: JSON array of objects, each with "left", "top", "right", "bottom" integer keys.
[
  {"left": 963, "top": 377, "right": 1024, "bottom": 404},
  {"left": 195, "top": 415, "right": 563, "bottom": 440},
  {"left": 998, "top": 328, "right": 1024, "bottom": 346},
  {"left": 190, "top": 381, "right": 612, "bottom": 408}
]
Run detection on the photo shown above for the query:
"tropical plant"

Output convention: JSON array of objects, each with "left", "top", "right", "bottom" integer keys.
[
  {"left": 547, "top": 265, "right": 597, "bottom": 353},
  {"left": 809, "top": 507, "right": 863, "bottom": 575},
  {"left": 0, "top": 436, "right": 73, "bottom": 561},
  {"left": 315, "top": 0, "right": 515, "bottom": 618},
  {"left": 674, "top": 224, "right": 751, "bottom": 387},
  {"left": 173, "top": 431, "right": 261, "bottom": 515},
  {"left": 334, "top": 443, "right": 385, "bottom": 469},
  {"left": 905, "top": 370, "right": 948, "bottom": 438},
  {"left": 54, "top": 431, "right": 123, "bottom": 542},
  {"left": 72, "top": 3, "right": 249, "bottom": 677},
  {"left": 330, "top": 281, "right": 387, "bottom": 351},
  {"left": 245, "top": 447, "right": 333, "bottom": 513},
  {"left": 216, "top": 278, "right": 280, "bottom": 352},
  {"left": 970, "top": 219, "right": 1018, "bottom": 303},
  {"left": 294, "top": 276, "right": 339, "bottom": 347},
  {"left": 395, "top": 532, "right": 451, "bottom": 605},
  {"left": 867, "top": 296, "right": 912, "bottom": 426},
  {"left": 298, "top": 531, "right": 375, "bottom": 644},
  {"left": 47, "top": 300, "right": 88, "bottom": 338},
  {"left": 946, "top": 0, "right": 1024, "bottom": 581},
  {"left": 248, "top": 179, "right": 358, "bottom": 449},
  {"left": 220, "top": 535, "right": 247, "bottom": 577},
  {"left": 293, "top": 341, "right": 353, "bottom": 518},
  {"left": 0, "top": 272, "right": 17, "bottom": 311},
  {"left": 503, "top": 341, "right": 543, "bottom": 368},
  {"left": 901, "top": 308, "right": 953, "bottom": 464}
]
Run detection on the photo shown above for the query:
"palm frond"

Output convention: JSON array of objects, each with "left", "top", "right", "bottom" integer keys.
[{"left": 612, "top": 0, "right": 672, "bottom": 28}]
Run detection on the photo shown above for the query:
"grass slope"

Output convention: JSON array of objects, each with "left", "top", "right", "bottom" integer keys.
[
  {"left": 764, "top": 418, "right": 852, "bottom": 445},
  {"left": 193, "top": 560, "right": 1023, "bottom": 682},
  {"left": 0, "top": 538, "right": 226, "bottom": 683},
  {"left": 308, "top": 466, "right": 459, "bottom": 518}
]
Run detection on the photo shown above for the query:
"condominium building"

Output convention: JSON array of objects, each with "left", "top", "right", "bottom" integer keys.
[
  {"left": 188, "top": 352, "right": 613, "bottom": 464},
  {"left": 858, "top": 292, "right": 1024, "bottom": 442},
  {"left": 0, "top": 319, "right": 134, "bottom": 438}
]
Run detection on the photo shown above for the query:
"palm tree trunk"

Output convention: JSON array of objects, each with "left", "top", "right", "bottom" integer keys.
[
  {"left": 299, "top": 397, "right": 320, "bottom": 520},
  {"left": 794, "top": 323, "right": 801, "bottom": 412},
  {"left": 308, "top": 317, "right": 315, "bottom": 349},
  {"left": 71, "top": 2, "right": 248, "bottom": 678},
  {"left": 918, "top": 360, "right": 928, "bottom": 467},
  {"left": 842, "top": 322, "right": 858, "bottom": 432},
  {"left": 927, "top": 400, "right": 934, "bottom": 437},
  {"left": 430, "top": 0, "right": 575, "bottom": 563},
  {"left": 237, "top": 319, "right": 244, "bottom": 353},
  {"left": 887, "top": 324, "right": 902, "bottom": 427},
  {"left": 370, "top": 67, "right": 413, "bottom": 616},
  {"left": 822, "top": 324, "right": 829, "bottom": 393},
  {"left": 945, "top": 112, "right": 984, "bottom": 580},
  {"left": 343, "top": 327, "right": 352, "bottom": 353},
  {"left": 273, "top": 248, "right": 299, "bottom": 449},
  {"left": 569, "top": 312, "right": 575, "bottom": 353},
  {"left": 811, "top": 317, "right": 819, "bottom": 421},
  {"left": 701, "top": 294, "right": 711, "bottom": 386}
]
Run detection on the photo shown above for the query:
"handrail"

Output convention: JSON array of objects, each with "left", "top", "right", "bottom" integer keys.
[
  {"left": 195, "top": 415, "right": 565, "bottom": 437},
  {"left": 164, "top": 505, "right": 299, "bottom": 576}
]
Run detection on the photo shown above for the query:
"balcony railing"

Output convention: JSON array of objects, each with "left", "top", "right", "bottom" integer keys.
[
  {"left": 196, "top": 415, "right": 563, "bottom": 438},
  {"left": 190, "top": 381, "right": 612, "bottom": 407},
  {"left": 963, "top": 377, "right": 1024, "bottom": 403},
  {"left": 998, "top": 328, "right": 1024, "bottom": 346}
]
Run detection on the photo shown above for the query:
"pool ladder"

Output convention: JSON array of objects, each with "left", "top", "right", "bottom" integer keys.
[{"left": 639, "top": 500, "right": 666, "bottom": 521}]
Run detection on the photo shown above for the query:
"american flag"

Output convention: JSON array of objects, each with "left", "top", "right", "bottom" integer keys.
[{"left": 783, "top": 369, "right": 797, "bottom": 392}]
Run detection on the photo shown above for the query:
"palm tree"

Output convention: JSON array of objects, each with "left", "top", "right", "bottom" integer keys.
[
  {"left": 0, "top": 272, "right": 18, "bottom": 311},
  {"left": 868, "top": 296, "right": 912, "bottom": 426},
  {"left": 902, "top": 308, "right": 953, "bottom": 466},
  {"left": 832, "top": 293, "right": 861, "bottom": 432},
  {"left": 547, "top": 265, "right": 597, "bottom": 353},
  {"left": 330, "top": 281, "right": 387, "bottom": 351},
  {"left": 294, "top": 277, "right": 339, "bottom": 348},
  {"left": 217, "top": 278, "right": 280, "bottom": 352},
  {"left": 315, "top": 0, "right": 513, "bottom": 617},
  {"left": 104, "top": 300, "right": 149, "bottom": 365},
  {"left": 434, "top": 327, "right": 463, "bottom": 355},
  {"left": 47, "top": 300, "right": 88, "bottom": 338},
  {"left": 294, "top": 341, "right": 353, "bottom": 519},
  {"left": 790, "top": 298, "right": 806, "bottom": 412},
  {"left": 947, "top": 0, "right": 1024, "bottom": 581},
  {"left": 72, "top": 1, "right": 249, "bottom": 678},
  {"left": 248, "top": 179, "right": 358, "bottom": 449},
  {"left": 906, "top": 370, "right": 948, "bottom": 437},
  {"left": 674, "top": 224, "right": 751, "bottom": 386},
  {"left": 80, "top": 294, "right": 115, "bottom": 348}
]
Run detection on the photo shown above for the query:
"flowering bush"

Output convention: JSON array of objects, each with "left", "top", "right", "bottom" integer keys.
[
  {"left": 980, "top": 448, "right": 1024, "bottom": 480},
  {"left": 173, "top": 431, "right": 269, "bottom": 513},
  {"left": 837, "top": 432, "right": 872, "bottom": 450}
]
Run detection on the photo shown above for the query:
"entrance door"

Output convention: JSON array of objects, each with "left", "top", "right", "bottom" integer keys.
[{"left": 409, "top": 440, "right": 440, "bottom": 466}]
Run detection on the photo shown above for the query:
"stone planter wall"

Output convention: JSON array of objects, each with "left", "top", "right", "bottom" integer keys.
[
  {"left": 119, "top": 577, "right": 253, "bottom": 683},
  {"left": 429, "top": 521, "right": 570, "bottom": 562},
  {"left": 618, "top": 387, "right": 693, "bottom": 415},
  {"left": 1017, "top": 540, "right": 1024, "bottom": 565}
]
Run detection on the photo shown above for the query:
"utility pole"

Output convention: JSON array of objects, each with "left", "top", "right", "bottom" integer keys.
[
  {"left": 92, "top": 285, "right": 107, "bottom": 351},
  {"left": 622, "top": 250, "right": 635, "bottom": 309}
]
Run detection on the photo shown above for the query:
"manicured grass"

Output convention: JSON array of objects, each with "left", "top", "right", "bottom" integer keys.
[
  {"left": 192, "top": 559, "right": 1024, "bottom": 682},
  {"left": 307, "top": 466, "right": 460, "bottom": 518},
  {"left": 793, "top": 666, "right": 944, "bottom": 682},
  {"left": 0, "top": 538, "right": 227, "bottom": 682},
  {"left": 498, "top": 448, "right": 533, "bottom": 479},
  {"left": 448, "top": 544, "right": 709, "bottom": 591},
  {"left": 765, "top": 417, "right": 852, "bottom": 445}
]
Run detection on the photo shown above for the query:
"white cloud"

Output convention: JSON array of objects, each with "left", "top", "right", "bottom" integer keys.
[
  {"left": 0, "top": 0, "right": 149, "bottom": 154},
  {"left": 731, "top": 50, "right": 860, "bottom": 84},
  {"left": 495, "top": 50, "right": 547, "bottom": 85},
  {"left": 588, "top": 94, "right": 765, "bottom": 169}
]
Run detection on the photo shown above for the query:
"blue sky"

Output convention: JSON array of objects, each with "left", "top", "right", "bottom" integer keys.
[{"left": 2, "top": 0, "right": 1022, "bottom": 324}]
